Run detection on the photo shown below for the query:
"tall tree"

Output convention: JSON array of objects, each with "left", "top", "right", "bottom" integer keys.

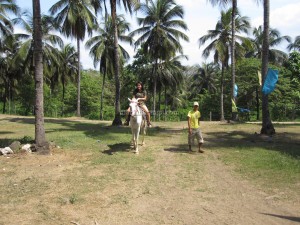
[
  {"left": 0, "top": 35, "right": 21, "bottom": 114},
  {"left": 109, "top": 0, "right": 139, "bottom": 125},
  {"left": 92, "top": 0, "right": 139, "bottom": 125},
  {"left": 32, "top": 0, "right": 48, "bottom": 152},
  {"left": 260, "top": 0, "right": 275, "bottom": 135},
  {"left": 207, "top": 0, "right": 238, "bottom": 119},
  {"left": 52, "top": 43, "right": 78, "bottom": 116},
  {"left": 85, "top": 14, "right": 132, "bottom": 120},
  {"left": 199, "top": 8, "right": 250, "bottom": 120},
  {"left": 50, "top": 0, "right": 97, "bottom": 117},
  {"left": 130, "top": 0, "right": 188, "bottom": 114}
]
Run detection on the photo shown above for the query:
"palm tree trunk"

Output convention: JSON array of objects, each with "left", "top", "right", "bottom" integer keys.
[
  {"left": 164, "top": 86, "right": 167, "bottom": 121},
  {"left": 62, "top": 82, "right": 65, "bottom": 117},
  {"left": 220, "top": 64, "right": 225, "bottom": 121},
  {"left": 261, "top": 0, "right": 275, "bottom": 135},
  {"left": 32, "top": 0, "right": 48, "bottom": 152},
  {"left": 76, "top": 38, "right": 81, "bottom": 117},
  {"left": 231, "top": 0, "right": 237, "bottom": 121},
  {"left": 111, "top": 0, "right": 122, "bottom": 126},
  {"left": 100, "top": 65, "right": 106, "bottom": 120},
  {"left": 2, "top": 95, "right": 7, "bottom": 114},
  {"left": 152, "top": 59, "right": 158, "bottom": 117},
  {"left": 256, "top": 86, "right": 259, "bottom": 120}
]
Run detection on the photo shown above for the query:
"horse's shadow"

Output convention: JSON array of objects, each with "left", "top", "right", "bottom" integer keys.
[{"left": 102, "top": 142, "right": 132, "bottom": 155}]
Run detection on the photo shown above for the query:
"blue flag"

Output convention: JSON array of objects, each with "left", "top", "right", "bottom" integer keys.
[
  {"left": 234, "top": 84, "right": 238, "bottom": 97},
  {"left": 262, "top": 69, "right": 279, "bottom": 95}
]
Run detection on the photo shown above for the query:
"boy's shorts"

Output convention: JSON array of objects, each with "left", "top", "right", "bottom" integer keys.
[{"left": 188, "top": 128, "right": 204, "bottom": 145}]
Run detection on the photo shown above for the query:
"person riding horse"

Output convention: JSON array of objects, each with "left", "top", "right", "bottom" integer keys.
[{"left": 124, "top": 81, "right": 152, "bottom": 127}]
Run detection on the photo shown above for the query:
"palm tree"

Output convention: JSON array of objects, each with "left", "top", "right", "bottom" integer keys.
[
  {"left": 92, "top": 0, "right": 140, "bottom": 125},
  {"left": 199, "top": 8, "right": 250, "bottom": 121},
  {"left": 0, "top": 35, "right": 21, "bottom": 114},
  {"left": 85, "top": 14, "right": 132, "bottom": 120},
  {"left": 0, "top": 0, "right": 19, "bottom": 39},
  {"left": 13, "top": 12, "right": 64, "bottom": 75},
  {"left": 32, "top": 0, "right": 48, "bottom": 152},
  {"left": 260, "top": 0, "right": 275, "bottom": 135},
  {"left": 287, "top": 36, "right": 300, "bottom": 52},
  {"left": 190, "top": 62, "right": 219, "bottom": 95},
  {"left": 245, "top": 25, "right": 291, "bottom": 65},
  {"left": 49, "top": 0, "right": 97, "bottom": 117},
  {"left": 110, "top": 0, "right": 139, "bottom": 125},
  {"left": 130, "top": 0, "right": 189, "bottom": 114},
  {"left": 157, "top": 55, "right": 186, "bottom": 113},
  {"left": 51, "top": 44, "right": 78, "bottom": 116},
  {"left": 207, "top": 0, "right": 239, "bottom": 119}
]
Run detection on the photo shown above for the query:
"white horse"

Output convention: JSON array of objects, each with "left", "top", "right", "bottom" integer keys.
[{"left": 128, "top": 98, "right": 147, "bottom": 154}]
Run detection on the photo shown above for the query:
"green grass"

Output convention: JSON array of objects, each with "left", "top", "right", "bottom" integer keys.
[
  {"left": 1, "top": 117, "right": 299, "bottom": 187},
  {"left": 201, "top": 122, "right": 300, "bottom": 191}
]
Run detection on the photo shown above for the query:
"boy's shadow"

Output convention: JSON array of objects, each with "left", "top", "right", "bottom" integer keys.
[{"left": 164, "top": 144, "right": 194, "bottom": 154}]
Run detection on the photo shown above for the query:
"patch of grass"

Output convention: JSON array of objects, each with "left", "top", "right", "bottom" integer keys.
[{"left": 221, "top": 147, "right": 300, "bottom": 186}]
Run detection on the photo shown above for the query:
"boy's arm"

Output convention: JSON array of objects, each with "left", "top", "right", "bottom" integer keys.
[{"left": 187, "top": 116, "right": 192, "bottom": 134}]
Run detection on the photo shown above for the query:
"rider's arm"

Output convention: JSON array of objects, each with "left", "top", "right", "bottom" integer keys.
[{"left": 137, "top": 95, "right": 147, "bottom": 102}]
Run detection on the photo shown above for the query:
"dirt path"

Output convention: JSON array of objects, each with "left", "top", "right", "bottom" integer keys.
[{"left": 89, "top": 128, "right": 300, "bottom": 225}]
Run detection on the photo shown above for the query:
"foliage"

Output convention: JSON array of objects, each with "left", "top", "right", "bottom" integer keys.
[{"left": 286, "top": 51, "right": 300, "bottom": 81}]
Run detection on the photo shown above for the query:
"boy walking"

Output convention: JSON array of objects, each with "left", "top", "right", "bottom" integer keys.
[{"left": 188, "top": 102, "right": 204, "bottom": 153}]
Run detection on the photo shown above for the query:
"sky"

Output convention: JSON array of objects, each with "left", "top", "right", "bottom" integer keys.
[{"left": 15, "top": 0, "right": 300, "bottom": 69}]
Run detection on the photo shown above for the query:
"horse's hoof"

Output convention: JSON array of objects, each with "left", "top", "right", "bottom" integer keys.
[{"left": 134, "top": 151, "right": 139, "bottom": 154}]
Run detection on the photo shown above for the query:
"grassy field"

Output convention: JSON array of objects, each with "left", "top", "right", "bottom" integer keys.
[{"left": 0, "top": 115, "right": 299, "bottom": 224}]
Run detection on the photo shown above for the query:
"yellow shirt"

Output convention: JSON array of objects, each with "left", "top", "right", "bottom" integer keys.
[{"left": 188, "top": 110, "right": 201, "bottom": 129}]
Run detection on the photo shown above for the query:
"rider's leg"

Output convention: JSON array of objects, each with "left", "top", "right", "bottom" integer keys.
[
  {"left": 124, "top": 107, "right": 131, "bottom": 126},
  {"left": 140, "top": 105, "right": 152, "bottom": 127}
]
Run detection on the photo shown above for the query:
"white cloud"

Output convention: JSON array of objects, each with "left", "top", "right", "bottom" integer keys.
[{"left": 270, "top": 3, "right": 300, "bottom": 37}]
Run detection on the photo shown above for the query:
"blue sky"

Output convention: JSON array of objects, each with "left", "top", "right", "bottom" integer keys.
[{"left": 15, "top": 0, "right": 300, "bottom": 69}]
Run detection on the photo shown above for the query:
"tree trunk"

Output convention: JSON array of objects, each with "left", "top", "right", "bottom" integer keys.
[
  {"left": 2, "top": 91, "right": 7, "bottom": 114},
  {"left": 158, "top": 88, "right": 161, "bottom": 111},
  {"left": 111, "top": 0, "right": 122, "bottom": 126},
  {"left": 260, "top": 0, "right": 275, "bottom": 135},
  {"left": 100, "top": 65, "right": 106, "bottom": 120},
  {"left": 32, "top": 0, "right": 48, "bottom": 152},
  {"left": 61, "top": 82, "right": 65, "bottom": 117},
  {"left": 152, "top": 59, "right": 158, "bottom": 120},
  {"left": 76, "top": 38, "right": 81, "bottom": 117},
  {"left": 220, "top": 64, "right": 225, "bottom": 121},
  {"left": 256, "top": 86, "right": 259, "bottom": 120},
  {"left": 164, "top": 86, "right": 167, "bottom": 121},
  {"left": 231, "top": 0, "right": 238, "bottom": 121}
]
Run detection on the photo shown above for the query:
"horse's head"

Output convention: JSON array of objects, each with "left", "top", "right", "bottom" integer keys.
[{"left": 128, "top": 98, "right": 140, "bottom": 117}]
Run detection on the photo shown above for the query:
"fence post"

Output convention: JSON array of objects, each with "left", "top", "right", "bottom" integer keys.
[{"left": 210, "top": 111, "right": 212, "bottom": 121}]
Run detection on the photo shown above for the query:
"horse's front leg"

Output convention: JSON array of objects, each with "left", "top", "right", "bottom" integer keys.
[
  {"left": 131, "top": 130, "right": 134, "bottom": 146},
  {"left": 141, "top": 120, "right": 146, "bottom": 146},
  {"left": 134, "top": 127, "right": 140, "bottom": 154}
]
